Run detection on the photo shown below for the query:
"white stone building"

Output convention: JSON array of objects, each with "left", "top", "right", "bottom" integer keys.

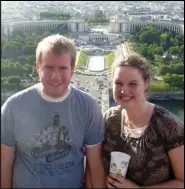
[
  {"left": 110, "top": 17, "right": 184, "bottom": 36},
  {"left": 1, "top": 19, "right": 89, "bottom": 37}
]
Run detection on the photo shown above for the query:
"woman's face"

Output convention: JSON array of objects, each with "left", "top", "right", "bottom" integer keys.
[{"left": 113, "top": 66, "right": 148, "bottom": 109}]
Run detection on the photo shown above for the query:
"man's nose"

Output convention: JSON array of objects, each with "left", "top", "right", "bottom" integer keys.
[{"left": 51, "top": 69, "right": 61, "bottom": 80}]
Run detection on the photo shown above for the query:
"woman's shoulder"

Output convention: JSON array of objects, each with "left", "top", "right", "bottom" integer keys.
[
  {"left": 153, "top": 104, "right": 184, "bottom": 128},
  {"left": 103, "top": 106, "right": 121, "bottom": 121},
  {"left": 152, "top": 104, "right": 184, "bottom": 150}
]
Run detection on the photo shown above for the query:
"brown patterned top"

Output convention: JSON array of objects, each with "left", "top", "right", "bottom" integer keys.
[{"left": 102, "top": 105, "right": 184, "bottom": 186}]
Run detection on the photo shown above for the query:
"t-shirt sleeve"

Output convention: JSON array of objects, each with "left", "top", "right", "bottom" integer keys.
[
  {"left": 102, "top": 107, "right": 119, "bottom": 174},
  {"left": 159, "top": 110, "right": 184, "bottom": 151},
  {"left": 1, "top": 99, "right": 16, "bottom": 147},
  {"left": 84, "top": 100, "right": 105, "bottom": 146}
]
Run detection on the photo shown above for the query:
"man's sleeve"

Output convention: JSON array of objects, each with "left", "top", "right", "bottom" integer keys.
[
  {"left": 1, "top": 99, "right": 16, "bottom": 147},
  {"left": 84, "top": 100, "right": 105, "bottom": 146}
]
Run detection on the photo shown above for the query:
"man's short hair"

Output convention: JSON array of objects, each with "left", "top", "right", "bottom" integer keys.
[{"left": 36, "top": 34, "right": 76, "bottom": 66}]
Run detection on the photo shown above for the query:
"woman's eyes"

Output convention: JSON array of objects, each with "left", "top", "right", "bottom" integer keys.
[
  {"left": 115, "top": 82, "right": 122, "bottom": 86},
  {"left": 130, "top": 83, "right": 137, "bottom": 86},
  {"left": 114, "top": 83, "right": 138, "bottom": 87}
]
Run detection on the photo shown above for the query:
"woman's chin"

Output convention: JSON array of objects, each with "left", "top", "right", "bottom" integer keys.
[{"left": 119, "top": 100, "right": 135, "bottom": 109}]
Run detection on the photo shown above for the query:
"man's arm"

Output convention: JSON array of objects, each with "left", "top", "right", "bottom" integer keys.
[
  {"left": 85, "top": 143, "right": 106, "bottom": 188},
  {"left": 1, "top": 144, "right": 15, "bottom": 188}
]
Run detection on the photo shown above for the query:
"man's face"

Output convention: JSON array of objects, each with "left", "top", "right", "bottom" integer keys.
[{"left": 36, "top": 50, "right": 75, "bottom": 98}]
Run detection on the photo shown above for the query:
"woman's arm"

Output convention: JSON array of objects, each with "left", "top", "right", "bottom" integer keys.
[
  {"left": 146, "top": 145, "right": 184, "bottom": 188},
  {"left": 107, "top": 145, "right": 184, "bottom": 188},
  {"left": 85, "top": 160, "right": 93, "bottom": 188}
]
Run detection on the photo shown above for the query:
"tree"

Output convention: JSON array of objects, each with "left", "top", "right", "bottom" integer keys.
[
  {"left": 160, "top": 32, "right": 168, "bottom": 42},
  {"left": 172, "top": 63, "right": 184, "bottom": 75},
  {"left": 25, "top": 36, "right": 35, "bottom": 44},
  {"left": 164, "top": 74, "right": 184, "bottom": 90},
  {"left": 163, "top": 53, "right": 172, "bottom": 65},
  {"left": 26, "top": 56, "right": 36, "bottom": 65},
  {"left": 169, "top": 46, "right": 179, "bottom": 55},
  {"left": 23, "top": 64, "right": 33, "bottom": 79},
  {"left": 139, "top": 30, "right": 160, "bottom": 44},
  {"left": 15, "top": 35, "right": 24, "bottom": 44},
  {"left": 138, "top": 45, "right": 148, "bottom": 57},
  {"left": 11, "top": 29, "right": 25, "bottom": 38},
  {"left": 14, "top": 62, "right": 24, "bottom": 77},
  {"left": 155, "top": 47, "right": 164, "bottom": 56},
  {"left": 7, "top": 76, "right": 21, "bottom": 90},
  {"left": 1, "top": 37, "right": 8, "bottom": 48},
  {"left": 22, "top": 45, "right": 36, "bottom": 55},
  {"left": 2, "top": 44, "right": 18, "bottom": 58},
  {"left": 147, "top": 52, "right": 154, "bottom": 61}
]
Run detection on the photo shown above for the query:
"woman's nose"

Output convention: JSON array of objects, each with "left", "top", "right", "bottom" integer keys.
[{"left": 120, "top": 86, "right": 128, "bottom": 93}]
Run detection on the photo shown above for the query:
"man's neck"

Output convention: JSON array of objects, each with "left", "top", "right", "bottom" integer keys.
[{"left": 38, "top": 83, "right": 71, "bottom": 102}]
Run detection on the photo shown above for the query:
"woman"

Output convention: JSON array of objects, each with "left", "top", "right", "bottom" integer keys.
[{"left": 103, "top": 55, "right": 184, "bottom": 188}]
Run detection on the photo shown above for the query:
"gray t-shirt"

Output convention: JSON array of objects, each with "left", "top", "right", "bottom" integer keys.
[{"left": 1, "top": 84, "right": 105, "bottom": 188}]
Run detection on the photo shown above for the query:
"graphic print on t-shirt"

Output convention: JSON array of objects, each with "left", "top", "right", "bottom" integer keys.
[{"left": 30, "top": 113, "right": 75, "bottom": 176}]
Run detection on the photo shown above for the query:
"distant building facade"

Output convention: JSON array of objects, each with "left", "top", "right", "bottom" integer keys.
[
  {"left": 1, "top": 19, "right": 89, "bottom": 37},
  {"left": 110, "top": 17, "right": 184, "bottom": 36},
  {"left": 77, "top": 33, "right": 123, "bottom": 45},
  {"left": 1, "top": 17, "right": 184, "bottom": 37}
]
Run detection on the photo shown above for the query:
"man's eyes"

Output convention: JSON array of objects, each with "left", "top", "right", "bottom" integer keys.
[
  {"left": 45, "top": 66, "right": 67, "bottom": 70},
  {"left": 59, "top": 67, "right": 67, "bottom": 70},
  {"left": 45, "top": 66, "right": 52, "bottom": 69}
]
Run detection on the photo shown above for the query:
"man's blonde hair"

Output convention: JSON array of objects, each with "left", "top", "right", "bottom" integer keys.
[{"left": 36, "top": 34, "right": 76, "bottom": 65}]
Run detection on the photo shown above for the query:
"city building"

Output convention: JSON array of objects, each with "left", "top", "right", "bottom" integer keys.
[
  {"left": 110, "top": 17, "right": 184, "bottom": 36},
  {"left": 1, "top": 19, "right": 89, "bottom": 37}
]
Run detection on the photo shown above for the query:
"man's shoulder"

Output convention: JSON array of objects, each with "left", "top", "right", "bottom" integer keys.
[
  {"left": 4, "top": 84, "right": 39, "bottom": 106},
  {"left": 71, "top": 86, "right": 97, "bottom": 104}
]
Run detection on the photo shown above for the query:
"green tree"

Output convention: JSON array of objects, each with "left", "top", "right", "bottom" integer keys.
[
  {"left": 15, "top": 35, "right": 24, "bottom": 44},
  {"left": 139, "top": 30, "right": 160, "bottom": 44},
  {"left": 7, "top": 75, "right": 21, "bottom": 90},
  {"left": 14, "top": 62, "right": 24, "bottom": 77},
  {"left": 26, "top": 55, "right": 36, "bottom": 65},
  {"left": 23, "top": 64, "right": 33, "bottom": 79},
  {"left": 1, "top": 36, "right": 8, "bottom": 48},
  {"left": 169, "top": 46, "right": 179, "bottom": 55},
  {"left": 164, "top": 74, "right": 184, "bottom": 90},
  {"left": 2, "top": 44, "right": 18, "bottom": 58},
  {"left": 172, "top": 63, "right": 184, "bottom": 75},
  {"left": 155, "top": 47, "right": 164, "bottom": 56},
  {"left": 22, "top": 45, "right": 36, "bottom": 55}
]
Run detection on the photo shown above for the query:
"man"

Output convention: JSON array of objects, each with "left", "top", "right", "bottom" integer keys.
[{"left": 1, "top": 34, "right": 106, "bottom": 188}]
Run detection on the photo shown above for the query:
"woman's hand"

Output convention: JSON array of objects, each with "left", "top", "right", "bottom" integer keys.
[{"left": 107, "top": 173, "right": 141, "bottom": 188}]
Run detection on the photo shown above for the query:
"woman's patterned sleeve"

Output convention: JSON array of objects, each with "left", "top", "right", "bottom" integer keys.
[
  {"left": 102, "top": 107, "right": 118, "bottom": 175},
  {"left": 157, "top": 108, "right": 184, "bottom": 151}
]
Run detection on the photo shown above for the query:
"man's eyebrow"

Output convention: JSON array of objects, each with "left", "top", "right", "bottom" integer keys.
[{"left": 130, "top": 80, "right": 138, "bottom": 82}]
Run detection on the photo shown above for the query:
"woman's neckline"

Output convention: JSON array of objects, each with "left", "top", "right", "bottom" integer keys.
[{"left": 120, "top": 105, "right": 157, "bottom": 140}]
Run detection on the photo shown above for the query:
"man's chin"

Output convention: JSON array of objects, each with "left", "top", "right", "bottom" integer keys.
[{"left": 44, "top": 88, "right": 66, "bottom": 98}]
